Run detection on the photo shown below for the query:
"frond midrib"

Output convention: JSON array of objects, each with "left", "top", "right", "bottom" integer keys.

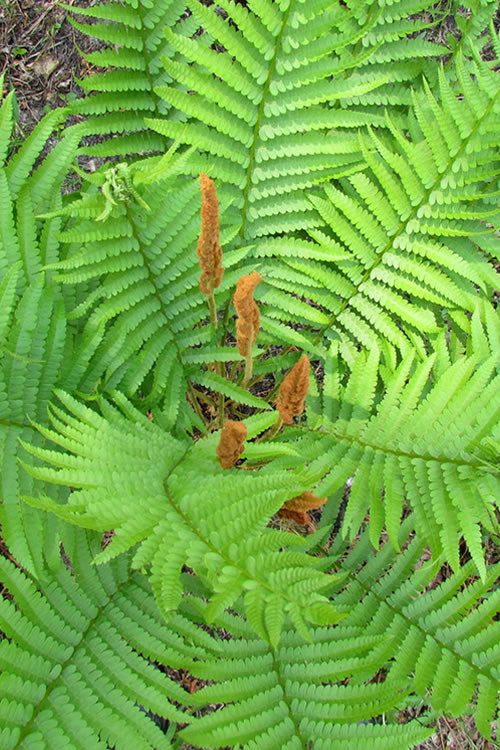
[
  {"left": 120, "top": 204, "right": 186, "bottom": 375},
  {"left": 0, "top": 419, "right": 39, "bottom": 432},
  {"left": 238, "top": 2, "right": 294, "bottom": 243},
  {"left": 321, "top": 425, "right": 496, "bottom": 470},
  {"left": 270, "top": 649, "right": 307, "bottom": 748},
  {"left": 136, "top": 6, "right": 167, "bottom": 124}
]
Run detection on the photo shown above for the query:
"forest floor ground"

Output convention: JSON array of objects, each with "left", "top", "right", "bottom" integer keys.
[{"left": 0, "top": 1, "right": 498, "bottom": 748}]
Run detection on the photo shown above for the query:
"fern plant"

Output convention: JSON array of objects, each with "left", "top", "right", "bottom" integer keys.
[{"left": 0, "top": 1, "right": 499, "bottom": 749}]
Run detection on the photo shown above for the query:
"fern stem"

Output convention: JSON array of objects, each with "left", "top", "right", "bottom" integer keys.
[
  {"left": 190, "top": 387, "right": 216, "bottom": 409},
  {"left": 228, "top": 359, "right": 240, "bottom": 383},
  {"left": 241, "top": 351, "right": 253, "bottom": 390},
  {"left": 187, "top": 383, "right": 209, "bottom": 430},
  {"left": 217, "top": 388, "right": 225, "bottom": 429},
  {"left": 206, "top": 290, "right": 218, "bottom": 332},
  {"left": 257, "top": 417, "right": 283, "bottom": 443}
]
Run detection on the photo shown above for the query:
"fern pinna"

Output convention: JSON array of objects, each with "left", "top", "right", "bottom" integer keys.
[{"left": 1, "top": 1, "right": 499, "bottom": 749}]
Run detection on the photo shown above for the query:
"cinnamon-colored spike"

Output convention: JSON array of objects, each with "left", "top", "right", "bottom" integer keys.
[
  {"left": 196, "top": 173, "right": 224, "bottom": 294},
  {"left": 216, "top": 419, "right": 247, "bottom": 469},
  {"left": 276, "top": 354, "right": 310, "bottom": 424},
  {"left": 233, "top": 271, "right": 262, "bottom": 357},
  {"left": 277, "top": 491, "right": 327, "bottom": 525}
]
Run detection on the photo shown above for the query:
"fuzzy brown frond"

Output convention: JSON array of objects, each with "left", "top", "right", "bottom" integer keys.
[
  {"left": 196, "top": 173, "right": 224, "bottom": 294},
  {"left": 276, "top": 354, "right": 310, "bottom": 424},
  {"left": 234, "top": 271, "right": 261, "bottom": 357},
  {"left": 216, "top": 420, "right": 247, "bottom": 469},
  {"left": 277, "top": 491, "right": 327, "bottom": 525}
]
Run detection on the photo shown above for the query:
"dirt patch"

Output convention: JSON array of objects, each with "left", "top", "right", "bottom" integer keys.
[
  {"left": 0, "top": 0, "right": 100, "bottom": 132},
  {"left": 415, "top": 715, "right": 498, "bottom": 749}
]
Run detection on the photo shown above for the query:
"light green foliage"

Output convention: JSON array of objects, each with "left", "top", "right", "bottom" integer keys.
[
  {"left": 178, "top": 519, "right": 499, "bottom": 748},
  {"left": 0, "top": 2, "right": 499, "bottom": 749},
  {"left": 0, "top": 91, "right": 79, "bottom": 577},
  {"left": 330, "top": 520, "right": 500, "bottom": 741},
  {"left": 147, "top": 0, "right": 452, "bottom": 240},
  {"left": 297, "top": 346, "right": 499, "bottom": 576},
  {"left": 0, "top": 529, "right": 195, "bottom": 749},
  {"left": 21, "top": 393, "right": 344, "bottom": 644}
]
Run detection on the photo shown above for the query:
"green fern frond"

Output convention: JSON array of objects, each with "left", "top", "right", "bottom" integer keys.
[
  {"left": 2, "top": 4, "right": 499, "bottom": 747},
  {"left": 444, "top": 0, "right": 499, "bottom": 65},
  {"left": 280, "top": 346, "right": 500, "bottom": 576},
  {"left": 145, "top": 0, "right": 449, "bottom": 242},
  {"left": 177, "top": 519, "right": 498, "bottom": 748},
  {"left": 0, "top": 103, "right": 81, "bottom": 576},
  {"left": 0, "top": 87, "right": 15, "bottom": 167},
  {"left": 180, "top": 609, "right": 432, "bottom": 749},
  {"left": 43, "top": 170, "right": 213, "bottom": 403},
  {"left": 329, "top": 518, "right": 500, "bottom": 739},
  {"left": 0, "top": 104, "right": 78, "bottom": 286},
  {"left": 4, "top": 109, "right": 68, "bottom": 201},
  {"left": 0, "top": 278, "right": 68, "bottom": 576},
  {"left": 21, "top": 392, "right": 343, "bottom": 645},
  {"left": 254, "top": 57, "right": 499, "bottom": 354},
  {"left": 65, "top": 0, "right": 204, "bottom": 157},
  {"left": 0, "top": 529, "right": 195, "bottom": 749}
]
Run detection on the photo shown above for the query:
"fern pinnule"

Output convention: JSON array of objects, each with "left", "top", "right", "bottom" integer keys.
[
  {"left": 196, "top": 173, "right": 224, "bottom": 296},
  {"left": 277, "top": 354, "right": 310, "bottom": 425},
  {"left": 216, "top": 419, "right": 247, "bottom": 469}
]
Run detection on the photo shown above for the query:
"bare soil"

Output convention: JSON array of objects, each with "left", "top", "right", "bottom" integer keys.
[{"left": 0, "top": 0, "right": 100, "bottom": 132}]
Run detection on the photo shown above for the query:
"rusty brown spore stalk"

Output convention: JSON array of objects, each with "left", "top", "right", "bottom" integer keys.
[
  {"left": 196, "top": 173, "right": 224, "bottom": 297},
  {"left": 233, "top": 271, "right": 261, "bottom": 388},
  {"left": 216, "top": 420, "right": 247, "bottom": 469},
  {"left": 195, "top": 173, "right": 225, "bottom": 425},
  {"left": 276, "top": 354, "right": 310, "bottom": 425},
  {"left": 277, "top": 491, "right": 327, "bottom": 526}
]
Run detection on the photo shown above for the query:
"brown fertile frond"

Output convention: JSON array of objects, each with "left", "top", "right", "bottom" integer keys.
[
  {"left": 276, "top": 354, "right": 310, "bottom": 424},
  {"left": 196, "top": 173, "right": 224, "bottom": 294},
  {"left": 278, "top": 491, "right": 327, "bottom": 525},
  {"left": 216, "top": 420, "right": 247, "bottom": 469},
  {"left": 234, "top": 271, "right": 262, "bottom": 356}
]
